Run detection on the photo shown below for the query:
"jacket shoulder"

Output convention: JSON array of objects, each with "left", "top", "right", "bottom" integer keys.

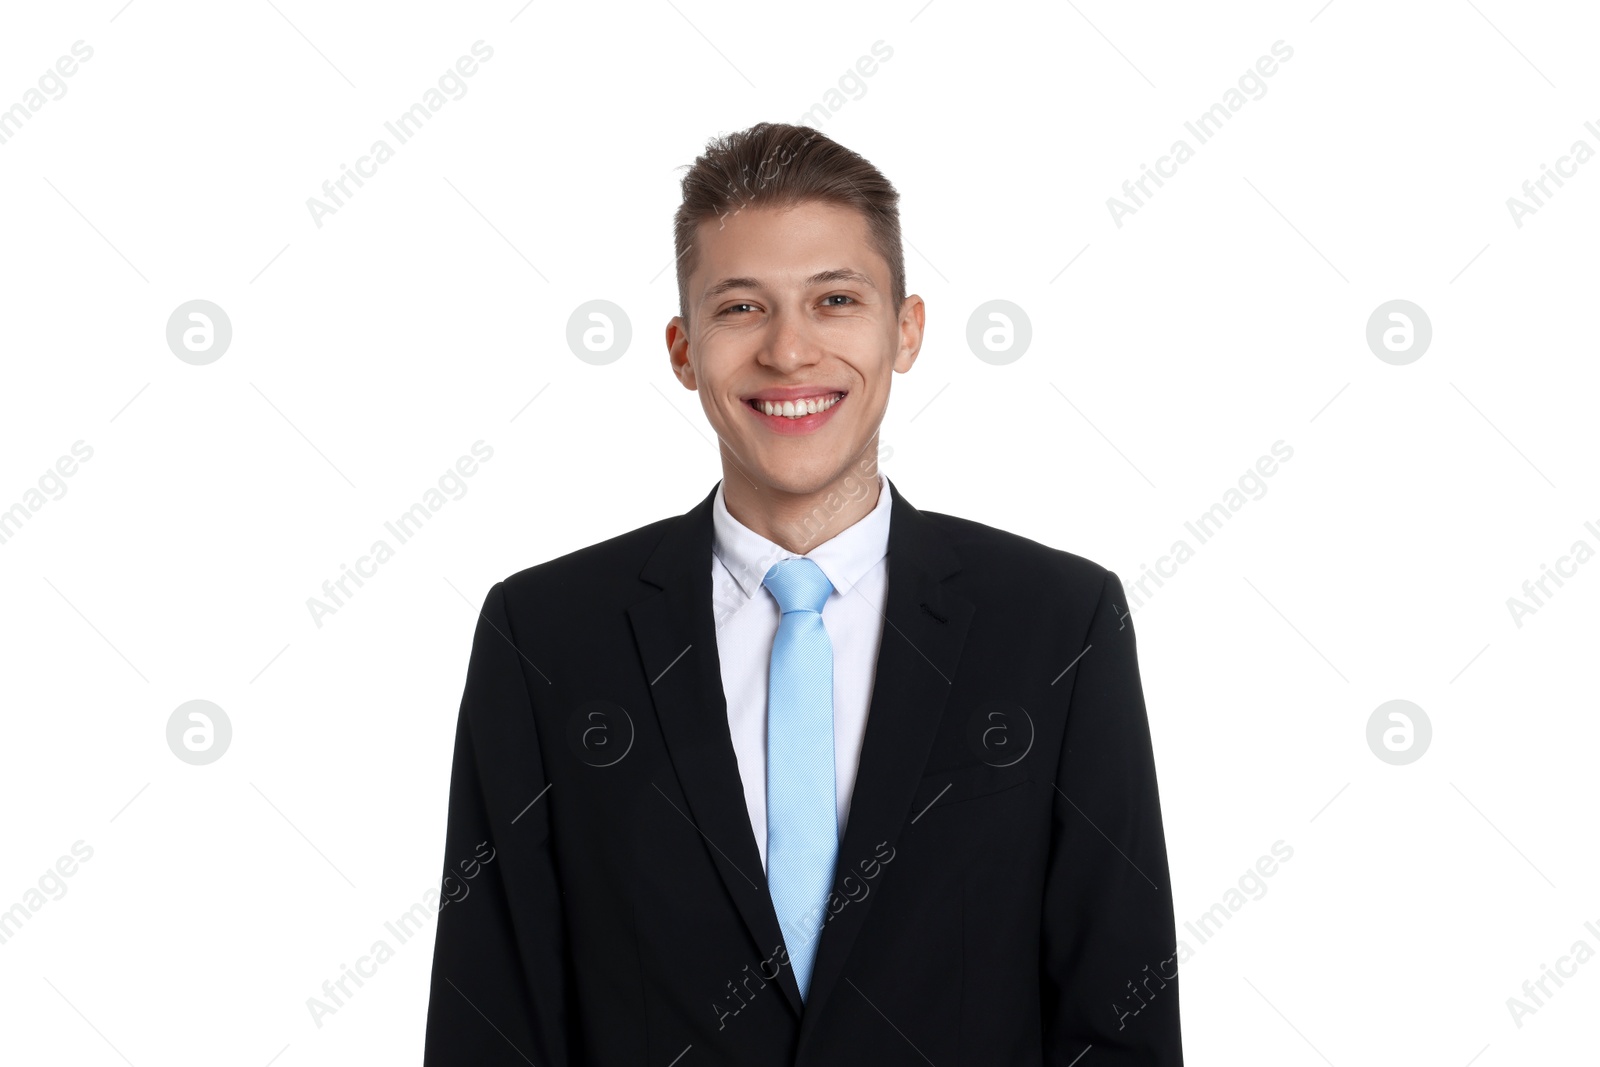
[
  {"left": 919, "top": 508, "right": 1114, "bottom": 603},
  {"left": 498, "top": 514, "right": 677, "bottom": 599}
]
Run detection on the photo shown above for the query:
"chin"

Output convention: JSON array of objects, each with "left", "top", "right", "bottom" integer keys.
[{"left": 748, "top": 457, "right": 849, "bottom": 497}]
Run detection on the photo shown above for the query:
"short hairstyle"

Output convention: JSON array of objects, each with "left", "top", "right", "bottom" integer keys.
[{"left": 673, "top": 122, "right": 906, "bottom": 328}]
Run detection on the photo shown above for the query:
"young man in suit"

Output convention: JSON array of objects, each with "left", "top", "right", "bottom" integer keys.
[{"left": 423, "top": 122, "right": 1183, "bottom": 1065}]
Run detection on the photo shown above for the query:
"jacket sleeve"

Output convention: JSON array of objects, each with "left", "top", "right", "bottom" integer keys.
[
  {"left": 1040, "top": 569, "right": 1183, "bottom": 1065},
  {"left": 423, "top": 580, "right": 574, "bottom": 1066}
]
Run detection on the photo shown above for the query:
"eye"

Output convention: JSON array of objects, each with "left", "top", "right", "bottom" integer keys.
[
  {"left": 718, "top": 302, "right": 758, "bottom": 317},
  {"left": 821, "top": 294, "right": 855, "bottom": 308}
]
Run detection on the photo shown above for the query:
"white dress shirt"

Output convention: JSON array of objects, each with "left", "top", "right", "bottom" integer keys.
[{"left": 711, "top": 473, "right": 892, "bottom": 874}]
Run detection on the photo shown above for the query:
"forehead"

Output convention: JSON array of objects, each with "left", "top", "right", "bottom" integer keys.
[{"left": 689, "top": 201, "right": 884, "bottom": 295}]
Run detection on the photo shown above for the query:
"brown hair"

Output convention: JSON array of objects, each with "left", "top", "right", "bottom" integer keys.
[{"left": 673, "top": 122, "right": 906, "bottom": 328}]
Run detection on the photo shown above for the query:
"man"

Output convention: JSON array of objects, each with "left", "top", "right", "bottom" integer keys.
[{"left": 422, "top": 122, "right": 1183, "bottom": 1065}]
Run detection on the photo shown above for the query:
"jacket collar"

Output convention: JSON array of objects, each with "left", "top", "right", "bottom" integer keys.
[{"left": 710, "top": 471, "right": 894, "bottom": 602}]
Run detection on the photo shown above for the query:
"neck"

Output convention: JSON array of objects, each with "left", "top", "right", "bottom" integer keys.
[{"left": 720, "top": 445, "right": 883, "bottom": 555}]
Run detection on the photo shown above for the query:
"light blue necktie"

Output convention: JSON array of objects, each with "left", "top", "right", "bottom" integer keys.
[{"left": 763, "top": 557, "right": 838, "bottom": 1001}]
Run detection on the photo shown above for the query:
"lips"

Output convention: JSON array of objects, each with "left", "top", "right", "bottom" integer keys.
[
  {"left": 741, "top": 390, "right": 847, "bottom": 435},
  {"left": 742, "top": 384, "right": 850, "bottom": 401},
  {"left": 744, "top": 392, "right": 845, "bottom": 418}
]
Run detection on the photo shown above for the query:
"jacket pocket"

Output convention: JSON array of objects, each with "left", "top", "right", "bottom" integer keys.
[{"left": 909, "top": 760, "right": 1030, "bottom": 817}]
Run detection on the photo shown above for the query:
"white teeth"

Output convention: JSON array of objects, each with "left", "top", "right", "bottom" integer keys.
[{"left": 755, "top": 394, "right": 841, "bottom": 418}]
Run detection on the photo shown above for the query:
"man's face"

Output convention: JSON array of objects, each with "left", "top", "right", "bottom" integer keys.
[{"left": 667, "top": 200, "right": 923, "bottom": 499}]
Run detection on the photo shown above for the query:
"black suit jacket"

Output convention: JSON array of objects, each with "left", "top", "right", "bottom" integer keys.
[{"left": 422, "top": 478, "right": 1182, "bottom": 1065}]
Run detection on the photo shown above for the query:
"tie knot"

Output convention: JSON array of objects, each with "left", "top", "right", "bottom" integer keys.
[{"left": 762, "top": 557, "right": 833, "bottom": 615}]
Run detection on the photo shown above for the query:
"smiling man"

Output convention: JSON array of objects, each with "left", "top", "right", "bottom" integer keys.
[{"left": 423, "top": 122, "right": 1183, "bottom": 1066}]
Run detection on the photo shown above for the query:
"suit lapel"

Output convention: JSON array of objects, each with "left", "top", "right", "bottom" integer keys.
[
  {"left": 628, "top": 483, "right": 807, "bottom": 1017},
  {"left": 627, "top": 477, "right": 971, "bottom": 1031},
  {"left": 795, "top": 479, "right": 971, "bottom": 1045}
]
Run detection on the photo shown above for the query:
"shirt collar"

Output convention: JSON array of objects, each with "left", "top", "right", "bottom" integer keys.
[{"left": 712, "top": 472, "right": 891, "bottom": 601}]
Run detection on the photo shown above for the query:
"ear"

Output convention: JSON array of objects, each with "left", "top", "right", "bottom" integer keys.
[
  {"left": 893, "top": 295, "right": 925, "bottom": 374},
  {"left": 666, "top": 315, "right": 697, "bottom": 389}
]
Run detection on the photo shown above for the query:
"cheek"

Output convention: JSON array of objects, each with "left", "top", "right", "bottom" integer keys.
[{"left": 688, "top": 351, "right": 733, "bottom": 401}]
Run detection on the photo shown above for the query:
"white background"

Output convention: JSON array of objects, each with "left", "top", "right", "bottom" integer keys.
[{"left": 1, "top": 1, "right": 1596, "bottom": 1064}]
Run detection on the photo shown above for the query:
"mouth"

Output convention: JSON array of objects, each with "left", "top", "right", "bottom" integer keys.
[
  {"left": 741, "top": 390, "right": 848, "bottom": 435},
  {"left": 743, "top": 391, "right": 847, "bottom": 419}
]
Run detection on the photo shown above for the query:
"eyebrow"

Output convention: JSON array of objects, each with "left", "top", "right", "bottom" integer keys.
[{"left": 700, "top": 268, "right": 878, "bottom": 305}]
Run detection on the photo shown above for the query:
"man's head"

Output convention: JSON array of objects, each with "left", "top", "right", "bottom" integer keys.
[{"left": 666, "top": 123, "right": 924, "bottom": 509}]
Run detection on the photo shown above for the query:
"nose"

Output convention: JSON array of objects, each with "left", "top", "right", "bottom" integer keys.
[{"left": 757, "top": 305, "right": 822, "bottom": 374}]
